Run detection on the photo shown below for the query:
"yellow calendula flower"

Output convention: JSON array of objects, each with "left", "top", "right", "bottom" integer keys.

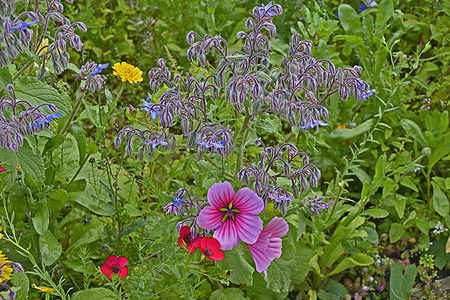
[
  {"left": 32, "top": 284, "right": 55, "bottom": 293},
  {"left": 112, "top": 62, "right": 143, "bottom": 84},
  {"left": 0, "top": 251, "right": 13, "bottom": 283},
  {"left": 37, "top": 38, "right": 49, "bottom": 56}
]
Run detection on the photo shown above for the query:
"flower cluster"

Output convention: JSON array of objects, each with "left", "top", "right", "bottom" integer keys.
[
  {"left": 303, "top": 195, "right": 333, "bottom": 216},
  {"left": 178, "top": 226, "right": 225, "bottom": 261},
  {"left": 0, "top": 246, "right": 24, "bottom": 298},
  {"left": 0, "top": 85, "right": 62, "bottom": 152},
  {"left": 73, "top": 62, "right": 109, "bottom": 92},
  {"left": 0, "top": 0, "right": 86, "bottom": 74},
  {"left": 238, "top": 139, "right": 321, "bottom": 212}
]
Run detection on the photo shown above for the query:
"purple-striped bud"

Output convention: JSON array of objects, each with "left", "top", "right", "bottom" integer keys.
[
  {"left": 137, "top": 146, "right": 145, "bottom": 161},
  {"left": 125, "top": 144, "right": 133, "bottom": 156},
  {"left": 0, "top": 51, "right": 9, "bottom": 67},
  {"left": 291, "top": 182, "right": 300, "bottom": 199}
]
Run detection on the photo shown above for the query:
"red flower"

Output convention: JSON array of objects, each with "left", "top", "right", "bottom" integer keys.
[
  {"left": 101, "top": 255, "right": 128, "bottom": 280},
  {"left": 199, "top": 237, "right": 225, "bottom": 261},
  {"left": 178, "top": 226, "right": 201, "bottom": 253},
  {"left": 0, "top": 161, "right": 6, "bottom": 173}
]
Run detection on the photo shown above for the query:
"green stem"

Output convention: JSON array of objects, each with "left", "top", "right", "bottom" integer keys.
[
  {"left": 59, "top": 88, "right": 86, "bottom": 135},
  {"left": 234, "top": 109, "right": 251, "bottom": 178},
  {"left": 204, "top": 156, "right": 234, "bottom": 180}
]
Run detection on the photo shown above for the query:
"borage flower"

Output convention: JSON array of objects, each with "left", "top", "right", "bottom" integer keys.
[
  {"left": 178, "top": 226, "right": 201, "bottom": 253},
  {"left": 199, "top": 237, "right": 225, "bottom": 261},
  {"left": 256, "top": 2, "right": 278, "bottom": 17},
  {"left": 90, "top": 63, "right": 109, "bottom": 76},
  {"left": 140, "top": 95, "right": 161, "bottom": 121},
  {"left": 113, "top": 62, "right": 143, "bottom": 84},
  {"left": 298, "top": 120, "right": 329, "bottom": 130},
  {"left": 35, "top": 113, "right": 63, "bottom": 128},
  {"left": 100, "top": 255, "right": 129, "bottom": 280},
  {"left": 247, "top": 217, "right": 288, "bottom": 277},
  {"left": 9, "top": 19, "right": 38, "bottom": 31},
  {"left": 163, "top": 202, "right": 178, "bottom": 215},
  {"left": 197, "top": 182, "right": 264, "bottom": 250}
]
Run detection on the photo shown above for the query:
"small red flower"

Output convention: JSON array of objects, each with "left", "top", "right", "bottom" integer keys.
[
  {"left": 199, "top": 237, "right": 225, "bottom": 261},
  {"left": 0, "top": 161, "right": 6, "bottom": 173},
  {"left": 178, "top": 226, "right": 201, "bottom": 253},
  {"left": 101, "top": 255, "right": 128, "bottom": 280}
]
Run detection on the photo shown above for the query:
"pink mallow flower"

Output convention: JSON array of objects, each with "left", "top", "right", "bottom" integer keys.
[
  {"left": 197, "top": 181, "right": 264, "bottom": 250},
  {"left": 247, "top": 217, "right": 289, "bottom": 277}
]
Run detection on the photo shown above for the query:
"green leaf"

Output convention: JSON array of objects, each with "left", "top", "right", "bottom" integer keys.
[
  {"left": 361, "top": 208, "right": 389, "bottom": 218},
  {"left": 72, "top": 288, "right": 116, "bottom": 300},
  {"left": 428, "top": 134, "right": 450, "bottom": 170},
  {"left": 68, "top": 192, "right": 116, "bottom": 216},
  {"left": 325, "top": 253, "right": 373, "bottom": 278},
  {"left": 48, "top": 189, "right": 68, "bottom": 212},
  {"left": 72, "top": 123, "right": 86, "bottom": 167},
  {"left": 349, "top": 165, "right": 372, "bottom": 185},
  {"left": 399, "top": 177, "right": 418, "bottom": 192},
  {"left": 389, "top": 223, "right": 404, "bottom": 243},
  {"left": 265, "top": 258, "right": 295, "bottom": 293},
  {"left": 297, "top": 211, "right": 306, "bottom": 240},
  {"left": 291, "top": 243, "right": 315, "bottom": 285},
  {"left": 363, "top": 227, "right": 379, "bottom": 243},
  {"left": 67, "top": 224, "right": 105, "bottom": 253},
  {"left": 11, "top": 272, "right": 29, "bottom": 300},
  {"left": 338, "top": 5, "right": 362, "bottom": 37},
  {"left": 216, "top": 243, "right": 254, "bottom": 286},
  {"left": 320, "top": 242, "right": 344, "bottom": 268},
  {"left": 375, "top": 0, "right": 394, "bottom": 32},
  {"left": 393, "top": 195, "right": 407, "bottom": 219},
  {"left": 416, "top": 217, "right": 429, "bottom": 235},
  {"left": 32, "top": 203, "right": 49, "bottom": 235},
  {"left": 431, "top": 182, "right": 449, "bottom": 217},
  {"left": 0, "top": 138, "right": 44, "bottom": 184},
  {"left": 389, "top": 262, "right": 417, "bottom": 300},
  {"left": 0, "top": 67, "right": 13, "bottom": 91},
  {"left": 400, "top": 119, "right": 427, "bottom": 148},
  {"left": 329, "top": 119, "right": 373, "bottom": 140},
  {"left": 14, "top": 77, "right": 71, "bottom": 116},
  {"left": 39, "top": 230, "right": 62, "bottom": 266},
  {"left": 43, "top": 134, "right": 65, "bottom": 156},
  {"left": 255, "top": 115, "right": 281, "bottom": 134},
  {"left": 210, "top": 288, "right": 248, "bottom": 300}
]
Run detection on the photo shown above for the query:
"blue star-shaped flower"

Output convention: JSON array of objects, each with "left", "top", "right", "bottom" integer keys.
[
  {"left": 35, "top": 113, "right": 63, "bottom": 128},
  {"left": 90, "top": 63, "right": 109, "bottom": 76},
  {"left": 357, "top": 4, "right": 367, "bottom": 12},
  {"left": 9, "top": 19, "right": 38, "bottom": 31},
  {"left": 140, "top": 95, "right": 161, "bottom": 121},
  {"left": 258, "top": 2, "right": 278, "bottom": 17},
  {"left": 358, "top": 89, "right": 376, "bottom": 100},
  {"left": 195, "top": 138, "right": 225, "bottom": 149},
  {"left": 84, "top": 216, "right": 92, "bottom": 225}
]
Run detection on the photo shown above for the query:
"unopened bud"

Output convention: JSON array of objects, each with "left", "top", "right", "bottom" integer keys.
[
  {"left": 291, "top": 182, "right": 300, "bottom": 199},
  {"left": 421, "top": 147, "right": 431, "bottom": 157},
  {"left": 137, "top": 146, "right": 145, "bottom": 161},
  {"left": 125, "top": 145, "right": 133, "bottom": 156}
]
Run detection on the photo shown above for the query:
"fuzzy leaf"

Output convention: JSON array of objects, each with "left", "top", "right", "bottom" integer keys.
[{"left": 39, "top": 230, "right": 62, "bottom": 266}]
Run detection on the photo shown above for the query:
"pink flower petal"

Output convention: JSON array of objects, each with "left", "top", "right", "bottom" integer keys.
[
  {"left": 197, "top": 206, "right": 224, "bottom": 230},
  {"left": 233, "top": 188, "right": 264, "bottom": 214},
  {"left": 247, "top": 237, "right": 273, "bottom": 273},
  {"left": 105, "top": 255, "right": 118, "bottom": 266},
  {"left": 235, "top": 213, "right": 263, "bottom": 245},
  {"left": 117, "top": 256, "right": 128, "bottom": 267},
  {"left": 264, "top": 217, "right": 289, "bottom": 238},
  {"left": 213, "top": 219, "right": 239, "bottom": 250},
  {"left": 119, "top": 266, "right": 128, "bottom": 278},
  {"left": 267, "top": 237, "right": 283, "bottom": 258},
  {"left": 101, "top": 264, "right": 111, "bottom": 276},
  {"left": 207, "top": 181, "right": 235, "bottom": 208}
]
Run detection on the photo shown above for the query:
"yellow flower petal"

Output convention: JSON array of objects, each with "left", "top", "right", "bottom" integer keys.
[
  {"left": 112, "top": 62, "right": 143, "bottom": 84},
  {"left": 32, "top": 284, "right": 55, "bottom": 293}
]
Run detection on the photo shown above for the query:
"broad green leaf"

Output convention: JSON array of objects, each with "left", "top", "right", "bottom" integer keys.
[
  {"left": 32, "top": 203, "right": 49, "bottom": 235},
  {"left": 0, "top": 67, "right": 13, "bottom": 90},
  {"left": 416, "top": 217, "right": 429, "bottom": 235},
  {"left": 256, "top": 115, "right": 281, "bottom": 134},
  {"left": 329, "top": 119, "right": 373, "bottom": 140},
  {"left": 393, "top": 195, "right": 407, "bottom": 219},
  {"left": 72, "top": 123, "right": 86, "bottom": 166},
  {"left": 400, "top": 119, "right": 427, "bottom": 148},
  {"left": 297, "top": 211, "right": 306, "bottom": 240},
  {"left": 43, "top": 134, "right": 65, "bottom": 156},
  {"left": 210, "top": 288, "right": 248, "bottom": 300},
  {"left": 326, "top": 253, "right": 373, "bottom": 278},
  {"left": 349, "top": 165, "right": 372, "bottom": 185},
  {"left": 39, "top": 230, "right": 62, "bottom": 266},
  {"left": 11, "top": 272, "right": 29, "bottom": 300},
  {"left": 320, "top": 279, "right": 349, "bottom": 300},
  {"left": 375, "top": 0, "right": 394, "bottom": 32},
  {"left": 216, "top": 243, "right": 254, "bottom": 286},
  {"left": 0, "top": 138, "right": 44, "bottom": 184},
  {"left": 67, "top": 224, "right": 105, "bottom": 253},
  {"left": 48, "top": 189, "right": 68, "bottom": 212},
  {"left": 363, "top": 227, "right": 379, "bottom": 243},
  {"left": 389, "top": 262, "right": 417, "bottom": 300},
  {"left": 338, "top": 5, "right": 362, "bottom": 37},
  {"left": 72, "top": 288, "right": 115, "bottom": 300},
  {"left": 399, "top": 177, "right": 418, "bottom": 192},
  {"left": 428, "top": 134, "right": 450, "bottom": 170},
  {"left": 361, "top": 208, "right": 389, "bottom": 218},
  {"left": 14, "top": 77, "right": 71, "bottom": 116},
  {"left": 68, "top": 192, "right": 116, "bottom": 216},
  {"left": 431, "top": 182, "right": 449, "bottom": 217},
  {"left": 320, "top": 242, "right": 344, "bottom": 268},
  {"left": 265, "top": 258, "right": 295, "bottom": 293},
  {"left": 389, "top": 223, "right": 404, "bottom": 243},
  {"left": 291, "top": 243, "right": 315, "bottom": 285}
]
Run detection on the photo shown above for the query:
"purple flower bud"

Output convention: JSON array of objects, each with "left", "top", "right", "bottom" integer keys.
[
  {"left": 125, "top": 145, "right": 133, "bottom": 156},
  {"left": 187, "top": 32, "right": 195, "bottom": 45},
  {"left": 137, "top": 146, "right": 145, "bottom": 161},
  {"left": 291, "top": 182, "right": 300, "bottom": 199},
  {"left": 12, "top": 262, "right": 24, "bottom": 273},
  {"left": 186, "top": 131, "right": 196, "bottom": 148},
  {"left": 0, "top": 51, "right": 10, "bottom": 67}
]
